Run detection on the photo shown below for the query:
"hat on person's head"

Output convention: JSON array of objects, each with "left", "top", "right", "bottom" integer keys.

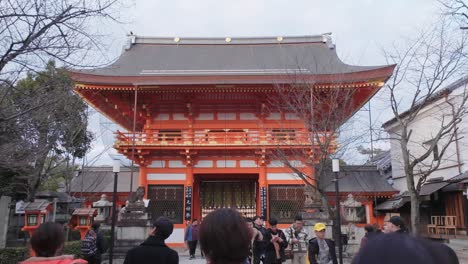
[
  {"left": 314, "top": 222, "right": 326, "bottom": 232},
  {"left": 388, "top": 216, "right": 405, "bottom": 229},
  {"left": 152, "top": 217, "right": 174, "bottom": 239},
  {"left": 269, "top": 218, "right": 278, "bottom": 226}
]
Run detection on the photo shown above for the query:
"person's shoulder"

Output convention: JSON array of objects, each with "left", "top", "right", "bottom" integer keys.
[
  {"left": 167, "top": 248, "right": 179, "bottom": 260},
  {"left": 325, "top": 238, "right": 336, "bottom": 247},
  {"left": 309, "top": 237, "right": 317, "bottom": 243}
]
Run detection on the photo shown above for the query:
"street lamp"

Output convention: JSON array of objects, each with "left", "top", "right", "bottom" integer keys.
[
  {"left": 109, "top": 160, "right": 120, "bottom": 264},
  {"left": 332, "top": 159, "right": 343, "bottom": 264}
]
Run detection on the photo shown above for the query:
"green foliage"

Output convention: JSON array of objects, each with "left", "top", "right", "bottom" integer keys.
[
  {"left": 0, "top": 247, "right": 28, "bottom": 264},
  {"left": 68, "top": 229, "right": 82, "bottom": 241},
  {"left": 0, "top": 241, "right": 83, "bottom": 263},
  {"left": 63, "top": 241, "right": 83, "bottom": 258},
  {"left": 0, "top": 60, "right": 94, "bottom": 198}
]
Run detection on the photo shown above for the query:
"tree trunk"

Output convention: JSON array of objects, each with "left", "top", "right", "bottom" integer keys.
[{"left": 409, "top": 189, "right": 420, "bottom": 235}]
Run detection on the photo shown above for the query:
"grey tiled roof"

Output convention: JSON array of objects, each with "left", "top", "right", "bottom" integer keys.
[
  {"left": 69, "top": 166, "right": 139, "bottom": 194},
  {"left": 76, "top": 35, "right": 389, "bottom": 77},
  {"left": 23, "top": 199, "right": 51, "bottom": 212},
  {"left": 383, "top": 76, "right": 468, "bottom": 128},
  {"left": 321, "top": 165, "right": 397, "bottom": 193}
]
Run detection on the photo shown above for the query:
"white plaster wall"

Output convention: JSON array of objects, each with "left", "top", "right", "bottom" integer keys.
[
  {"left": 195, "top": 160, "right": 213, "bottom": 168},
  {"left": 216, "top": 160, "right": 236, "bottom": 168},
  {"left": 154, "top": 113, "right": 170, "bottom": 120},
  {"left": 240, "top": 160, "right": 257, "bottom": 167},
  {"left": 217, "top": 113, "right": 236, "bottom": 120},
  {"left": 386, "top": 89, "right": 468, "bottom": 193},
  {"left": 196, "top": 113, "right": 214, "bottom": 120},
  {"left": 240, "top": 113, "right": 257, "bottom": 120},
  {"left": 168, "top": 160, "right": 185, "bottom": 168},
  {"left": 267, "top": 160, "right": 284, "bottom": 168},
  {"left": 147, "top": 173, "right": 186, "bottom": 181},
  {"left": 267, "top": 173, "right": 301, "bottom": 181},
  {"left": 148, "top": 160, "right": 165, "bottom": 168},
  {"left": 165, "top": 228, "right": 185, "bottom": 243},
  {"left": 173, "top": 113, "right": 188, "bottom": 120}
]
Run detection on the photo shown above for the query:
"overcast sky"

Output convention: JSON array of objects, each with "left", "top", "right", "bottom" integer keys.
[{"left": 86, "top": 0, "right": 444, "bottom": 166}]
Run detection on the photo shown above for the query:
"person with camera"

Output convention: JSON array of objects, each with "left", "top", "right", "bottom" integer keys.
[{"left": 285, "top": 215, "right": 309, "bottom": 264}]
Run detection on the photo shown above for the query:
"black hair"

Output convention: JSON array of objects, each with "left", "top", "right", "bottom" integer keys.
[
  {"left": 152, "top": 217, "right": 174, "bottom": 239},
  {"left": 352, "top": 233, "right": 459, "bottom": 264},
  {"left": 30, "top": 222, "right": 65, "bottom": 257},
  {"left": 92, "top": 222, "right": 100, "bottom": 231},
  {"left": 269, "top": 218, "right": 278, "bottom": 226},
  {"left": 294, "top": 214, "right": 303, "bottom": 221},
  {"left": 253, "top": 215, "right": 261, "bottom": 221},
  {"left": 192, "top": 218, "right": 198, "bottom": 222},
  {"left": 364, "top": 224, "right": 375, "bottom": 233},
  {"left": 200, "top": 208, "right": 251, "bottom": 264}
]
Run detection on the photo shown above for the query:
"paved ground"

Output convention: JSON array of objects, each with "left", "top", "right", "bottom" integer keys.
[
  {"left": 448, "top": 239, "right": 468, "bottom": 264},
  {"left": 104, "top": 239, "right": 468, "bottom": 264}
]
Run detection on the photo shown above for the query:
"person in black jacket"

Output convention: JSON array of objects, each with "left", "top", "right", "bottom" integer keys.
[
  {"left": 252, "top": 215, "right": 268, "bottom": 264},
  {"left": 352, "top": 233, "right": 459, "bottom": 264},
  {"left": 264, "top": 218, "right": 287, "bottom": 264},
  {"left": 123, "top": 217, "right": 178, "bottom": 264},
  {"left": 384, "top": 216, "right": 408, "bottom": 234},
  {"left": 308, "top": 223, "right": 337, "bottom": 264}
]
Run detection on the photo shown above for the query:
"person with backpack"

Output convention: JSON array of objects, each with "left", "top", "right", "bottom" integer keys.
[{"left": 81, "top": 223, "right": 107, "bottom": 264}]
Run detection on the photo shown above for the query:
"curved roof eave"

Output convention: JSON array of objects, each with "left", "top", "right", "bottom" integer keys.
[{"left": 69, "top": 65, "right": 396, "bottom": 86}]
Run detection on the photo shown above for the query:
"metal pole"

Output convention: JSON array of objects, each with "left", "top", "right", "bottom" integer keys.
[
  {"left": 368, "top": 101, "right": 374, "bottom": 160},
  {"left": 130, "top": 86, "right": 138, "bottom": 193},
  {"left": 334, "top": 171, "right": 343, "bottom": 264},
  {"left": 109, "top": 171, "right": 118, "bottom": 264}
]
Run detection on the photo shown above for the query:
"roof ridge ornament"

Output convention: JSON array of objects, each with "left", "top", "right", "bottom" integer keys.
[
  {"left": 321, "top": 32, "right": 335, "bottom": 49},
  {"left": 124, "top": 32, "right": 136, "bottom": 51}
]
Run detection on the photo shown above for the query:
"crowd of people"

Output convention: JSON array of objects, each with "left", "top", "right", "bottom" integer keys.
[{"left": 22, "top": 210, "right": 460, "bottom": 264}]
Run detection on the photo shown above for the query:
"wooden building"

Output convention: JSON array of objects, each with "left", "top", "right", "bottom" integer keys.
[{"left": 70, "top": 35, "right": 394, "bottom": 244}]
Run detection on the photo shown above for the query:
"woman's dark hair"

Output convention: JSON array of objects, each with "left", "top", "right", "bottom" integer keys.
[
  {"left": 200, "top": 208, "right": 251, "bottom": 264},
  {"left": 30, "top": 222, "right": 65, "bottom": 257}
]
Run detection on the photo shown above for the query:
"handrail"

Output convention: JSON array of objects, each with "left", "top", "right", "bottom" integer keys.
[{"left": 115, "top": 129, "right": 334, "bottom": 147}]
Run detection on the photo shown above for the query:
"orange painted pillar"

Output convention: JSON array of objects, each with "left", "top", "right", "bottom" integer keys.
[
  {"left": 185, "top": 164, "right": 194, "bottom": 224},
  {"left": 139, "top": 166, "right": 148, "bottom": 198},
  {"left": 258, "top": 164, "right": 267, "bottom": 218}
]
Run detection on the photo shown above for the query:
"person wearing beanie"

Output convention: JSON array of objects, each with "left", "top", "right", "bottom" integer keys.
[
  {"left": 123, "top": 217, "right": 178, "bottom": 264},
  {"left": 308, "top": 223, "right": 338, "bottom": 264},
  {"left": 384, "top": 216, "right": 408, "bottom": 234}
]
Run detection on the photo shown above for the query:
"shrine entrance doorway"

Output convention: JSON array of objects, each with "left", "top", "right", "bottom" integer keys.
[{"left": 199, "top": 178, "right": 257, "bottom": 219}]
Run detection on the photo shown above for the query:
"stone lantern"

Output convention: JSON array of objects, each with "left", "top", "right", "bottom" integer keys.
[
  {"left": 69, "top": 208, "right": 98, "bottom": 239},
  {"left": 340, "top": 194, "right": 363, "bottom": 223},
  {"left": 93, "top": 194, "right": 113, "bottom": 224},
  {"left": 21, "top": 200, "right": 53, "bottom": 237}
]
